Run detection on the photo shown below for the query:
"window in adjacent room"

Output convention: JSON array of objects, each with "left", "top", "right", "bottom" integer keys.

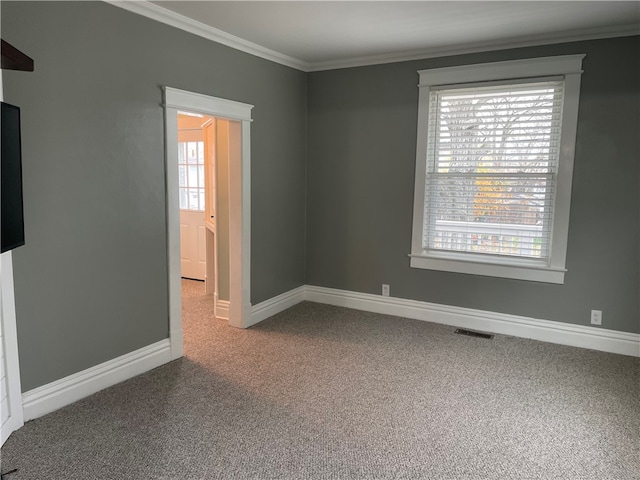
[
  {"left": 410, "top": 55, "right": 584, "bottom": 283},
  {"left": 178, "top": 140, "right": 205, "bottom": 211}
]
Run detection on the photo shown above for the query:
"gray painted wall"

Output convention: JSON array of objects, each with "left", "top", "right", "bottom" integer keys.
[
  {"left": 307, "top": 36, "right": 640, "bottom": 334},
  {"left": 2, "top": 1, "right": 307, "bottom": 391},
  {"left": 2, "top": 1, "right": 638, "bottom": 394}
]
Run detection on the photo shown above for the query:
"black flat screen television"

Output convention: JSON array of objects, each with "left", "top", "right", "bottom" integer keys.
[{"left": 1, "top": 101, "right": 25, "bottom": 253}]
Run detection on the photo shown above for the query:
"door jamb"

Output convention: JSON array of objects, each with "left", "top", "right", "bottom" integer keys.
[
  {"left": 0, "top": 252, "right": 25, "bottom": 445},
  {"left": 163, "top": 87, "right": 253, "bottom": 360}
]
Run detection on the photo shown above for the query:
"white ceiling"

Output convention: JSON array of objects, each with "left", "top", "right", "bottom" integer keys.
[{"left": 130, "top": 1, "right": 640, "bottom": 71}]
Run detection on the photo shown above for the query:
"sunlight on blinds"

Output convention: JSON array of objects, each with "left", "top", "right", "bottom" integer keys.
[{"left": 423, "top": 81, "right": 564, "bottom": 261}]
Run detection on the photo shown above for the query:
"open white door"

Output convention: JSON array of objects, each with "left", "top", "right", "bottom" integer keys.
[
  {"left": 179, "top": 211, "right": 206, "bottom": 281},
  {"left": 177, "top": 131, "right": 207, "bottom": 281}
]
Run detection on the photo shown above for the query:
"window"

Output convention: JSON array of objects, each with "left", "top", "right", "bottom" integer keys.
[
  {"left": 410, "top": 55, "right": 584, "bottom": 283},
  {"left": 178, "top": 141, "right": 205, "bottom": 211}
]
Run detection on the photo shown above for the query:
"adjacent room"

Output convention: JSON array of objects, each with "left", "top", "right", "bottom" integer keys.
[{"left": 1, "top": 1, "right": 638, "bottom": 478}]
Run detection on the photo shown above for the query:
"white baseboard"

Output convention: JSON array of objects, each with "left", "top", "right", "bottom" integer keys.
[
  {"left": 215, "top": 295, "right": 230, "bottom": 321},
  {"left": 244, "top": 284, "right": 639, "bottom": 357},
  {"left": 22, "top": 339, "right": 172, "bottom": 421},
  {"left": 249, "top": 286, "right": 306, "bottom": 328},
  {"left": 305, "top": 285, "right": 640, "bottom": 357},
  {"left": 17, "top": 285, "right": 638, "bottom": 426}
]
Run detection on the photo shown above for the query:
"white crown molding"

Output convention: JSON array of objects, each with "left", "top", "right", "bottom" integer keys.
[
  {"left": 105, "top": 1, "right": 639, "bottom": 73},
  {"left": 104, "top": 0, "right": 310, "bottom": 71},
  {"left": 308, "top": 24, "right": 640, "bottom": 72}
]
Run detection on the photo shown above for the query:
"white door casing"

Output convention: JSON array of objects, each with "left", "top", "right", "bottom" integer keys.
[
  {"left": 1, "top": 252, "right": 24, "bottom": 446},
  {"left": 0, "top": 74, "right": 25, "bottom": 446},
  {"left": 164, "top": 87, "right": 253, "bottom": 360},
  {"left": 203, "top": 120, "right": 217, "bottom": 296}
]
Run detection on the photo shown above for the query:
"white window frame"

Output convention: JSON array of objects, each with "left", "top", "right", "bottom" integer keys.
[
  {"left": 410, "top": 55, "right": 585, "bottom": 284},
  {"left": 178, "top": 140, "right": 206, "bottom": 212}
]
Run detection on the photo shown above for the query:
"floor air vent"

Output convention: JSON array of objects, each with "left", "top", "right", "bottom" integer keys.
[{"left": 454, "top": 328, "right": 494, "bottom": 339}]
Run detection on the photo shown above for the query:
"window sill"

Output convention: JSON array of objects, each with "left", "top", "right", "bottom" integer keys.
[{"left": 409, "top": 253, "right": 566, "bottom": 284}]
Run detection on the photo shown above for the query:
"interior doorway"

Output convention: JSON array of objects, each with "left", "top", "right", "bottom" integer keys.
[
  {"left": 177, "top": 112, "right": 236, "bottom": 321},
  {"left": 178, "top": 112, "right": 211, "bottom": 283},
  {"left": 164, "top": 87, "right": 253, "bottom": 361}
]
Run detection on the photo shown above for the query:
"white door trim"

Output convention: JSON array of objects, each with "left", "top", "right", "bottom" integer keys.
[
  {"left": 1, "top": 252, "right": 25, "bottom": 445},
  {"left": 163, "top": 87, "right": 253, "bottom": 360},
  {"left": 0, "top": 75, "right": 25, "bottom": 446}
]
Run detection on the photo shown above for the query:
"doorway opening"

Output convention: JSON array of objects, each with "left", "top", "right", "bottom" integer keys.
[
  {"left": 177, "top": 112, "right": 227, "bottom": 320},
  {"left": 164, "top": 87, "right": 253, "bottom": 360},
  {"left": 177, "top": 112, "right": 212, "bottom": 285}
]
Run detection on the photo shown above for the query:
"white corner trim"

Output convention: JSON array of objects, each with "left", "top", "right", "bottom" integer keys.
[
  {"left": 1, "top": 252, "right": 24, "bottom": 445},
  {"left": 215, "top": 295, "right": 230, "bottom": 321},
  {"left": 104, "top": 0, "right": 309, "bottom": 72},
  {"left": 248, "top": 286, "right": 306, "bottom": 328},
  {"left": 305, "top": 285, "right": 640, "bottom": 357},
  {"left": 22, "top": 339, "right": 172, "bottom": 422}
]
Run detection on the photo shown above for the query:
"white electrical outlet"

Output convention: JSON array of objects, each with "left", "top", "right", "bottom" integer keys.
[
  {"left": 382, "top": 284, "right": 390, "bottom": 297},
  {"left": 591, "top": 310, "right": 602, "bottom": 325}
]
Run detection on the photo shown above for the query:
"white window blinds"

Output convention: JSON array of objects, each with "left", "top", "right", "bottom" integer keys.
[{"left": 423, "top": 80, "right": 565, "bottom": 262}]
